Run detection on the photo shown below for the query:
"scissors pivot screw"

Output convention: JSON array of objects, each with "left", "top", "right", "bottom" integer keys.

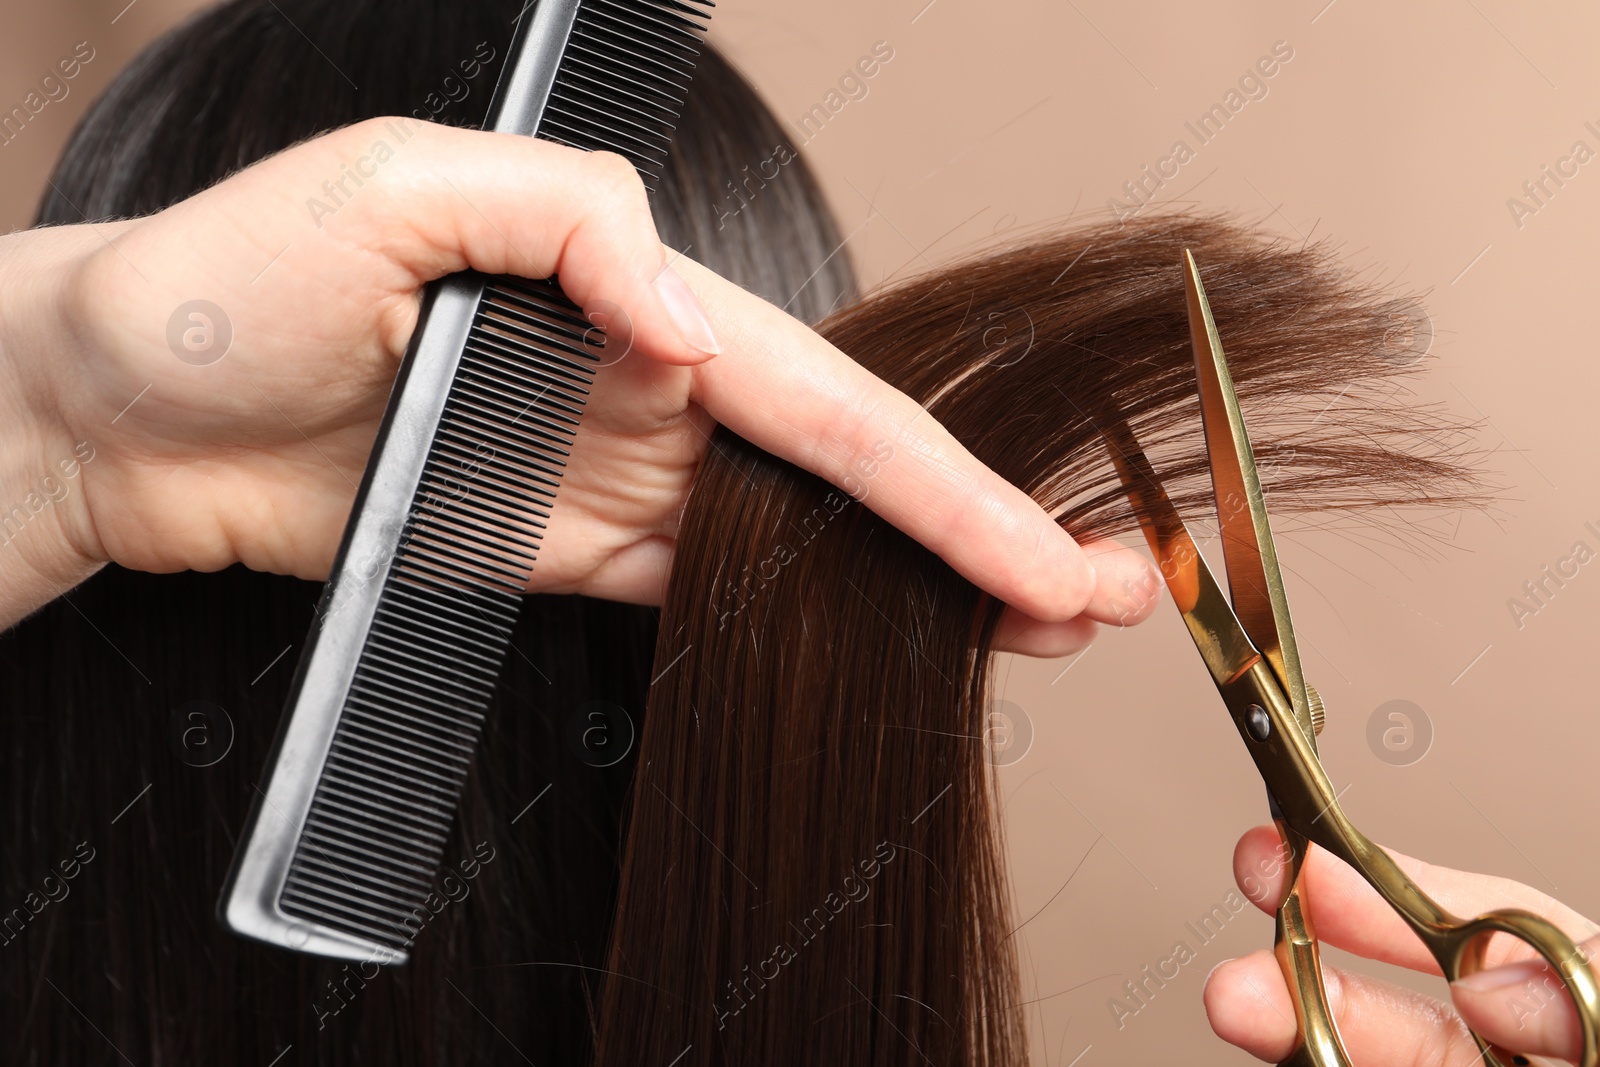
[
  {"left": 1245, "top": 704, "right": 1272, "bottom": 742},
  {"left": 1306, "top": 685, "right": 1325, "bottom": 736}
]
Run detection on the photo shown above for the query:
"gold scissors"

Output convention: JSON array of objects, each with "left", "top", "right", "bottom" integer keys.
[{"left": 1104, "top": 251, "right": 1600, "bottom": 1067}]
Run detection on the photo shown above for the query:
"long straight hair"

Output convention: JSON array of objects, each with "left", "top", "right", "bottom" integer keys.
[
  {"left": 597, "top": 215, "right": 1479, "bottom": 1065},
  {"left": 3, "top": 3, "right": 854, "bottom": 1065}
]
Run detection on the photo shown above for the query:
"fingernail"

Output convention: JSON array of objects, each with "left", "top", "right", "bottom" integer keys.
[
  {"left": 653, "top": 264, "right": 721, "bottom": 356},
  {"left": 1452, "top": 959, "right": 1548, "bottom": 993}
]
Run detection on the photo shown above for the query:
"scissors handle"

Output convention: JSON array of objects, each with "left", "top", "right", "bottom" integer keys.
[
  {"left": 1271, "top": 822, "right": 1354, "bottom": 1067},
  {"left": 1238, "top": 678, "right": 1600, "bottom": 1067}
]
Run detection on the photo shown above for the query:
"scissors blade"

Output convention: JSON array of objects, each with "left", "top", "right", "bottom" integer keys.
[
  {"left": 1102, "top": 419, "right": 1262, "bottom": 690},
  {"left": 1183, "top": 250, "right": 1314, "bottom": 733}
]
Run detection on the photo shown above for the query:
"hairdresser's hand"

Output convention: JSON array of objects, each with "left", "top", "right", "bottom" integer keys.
[
  {"left": 1204, "top": 824, "right": 1600, "bottom": 1064},
  {"left": 0, "top": 118, "right": 1156, "bottom": 642}
]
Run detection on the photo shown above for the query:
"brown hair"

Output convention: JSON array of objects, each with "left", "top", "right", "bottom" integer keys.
[{"left": 596, "top": 215, "right": 1480, "bottom": 1065}]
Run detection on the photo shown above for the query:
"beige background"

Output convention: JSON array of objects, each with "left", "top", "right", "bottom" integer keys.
[{"left": 6, "top": 1, "right": 1598, "bottom": 1063}]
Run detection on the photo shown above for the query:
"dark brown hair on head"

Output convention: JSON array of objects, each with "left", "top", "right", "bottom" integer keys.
[{"left": 596, "top": 214, "right": 1481, "bottom": 1066}]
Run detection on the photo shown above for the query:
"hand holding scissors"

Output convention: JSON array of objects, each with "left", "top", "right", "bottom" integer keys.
[
  {"left": 1211, "top": 824, "right": 1600, "bottom": 1064},
  {"left": 1108, "top": 251, "right": 1600, "bottom": 1067}
]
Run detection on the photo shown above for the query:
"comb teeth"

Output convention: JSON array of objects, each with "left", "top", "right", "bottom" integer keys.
[
  {"left": 281, "top": 278, "right": 602, "bottom": 951},
  {"left": 543, "top": 0, "right": 713, "bottom": 188}
]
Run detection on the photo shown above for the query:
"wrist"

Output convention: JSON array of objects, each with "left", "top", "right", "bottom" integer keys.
[{"left": 0, "top": 227, "right": 108, "bottom": 626}]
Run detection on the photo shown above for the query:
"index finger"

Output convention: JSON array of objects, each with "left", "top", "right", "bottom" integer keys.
[{"left": 672, "top": 254, "right": 1133, "bottom": 626}]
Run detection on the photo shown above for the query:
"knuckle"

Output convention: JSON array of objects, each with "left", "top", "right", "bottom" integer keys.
[
  {"left": 329, "top": 116, "right": 390, "bottom": 153},
  {"left": 840, "top": 389, "right": 886, "bottom": 454},
  {"left": 63, "top": 245, "right": 119, "bottom": 357},
  {"left": 818, "top": 387, "right": 884, "bottom": 483},
  {"left": 939, "top": 479, "right": 1023, "bottom": 590},
  {"left": 589, "top": 151, "right": 646, "bottom": 202},
  {"left": 61, "top": 245, "right": 102, "bottom": 324},
  {"left": 1413, "top": 999, "right": 1471, "bottom": 1067}
]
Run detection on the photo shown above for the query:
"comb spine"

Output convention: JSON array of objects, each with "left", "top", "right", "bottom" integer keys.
[{"left": 488, "top": 0, "right": 583, "bottom": 137}]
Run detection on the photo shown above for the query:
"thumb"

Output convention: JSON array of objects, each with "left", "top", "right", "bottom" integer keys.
[{"left": 1450, "top": 936, "right": 1600, "bottom": 1063}]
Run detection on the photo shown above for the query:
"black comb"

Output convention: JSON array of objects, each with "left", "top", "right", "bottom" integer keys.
[{"left": 220, "top": 0, "right": 714, "bottom": 963}]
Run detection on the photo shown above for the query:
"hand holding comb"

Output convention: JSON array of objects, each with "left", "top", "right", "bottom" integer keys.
[{"left": 220, "top": 0, "right": 714, "bottom": 964}]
